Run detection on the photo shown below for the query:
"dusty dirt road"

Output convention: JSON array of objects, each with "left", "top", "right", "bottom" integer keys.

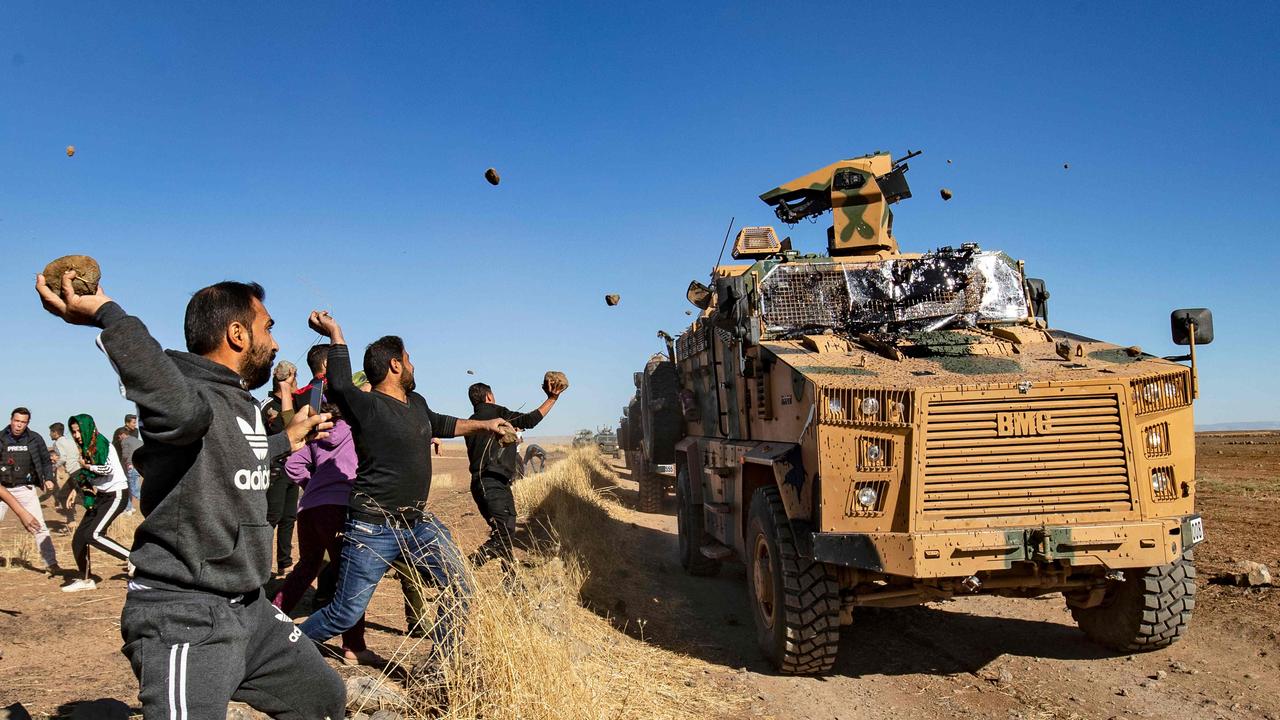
[
  {"left": 1, "top": 435, "right": 1277, "bottom": 719},
  {"left": 595, "top": 433, "right": 1280, "bottom": 720}
]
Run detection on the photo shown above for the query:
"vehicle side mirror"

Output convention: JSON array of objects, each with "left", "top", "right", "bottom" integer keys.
[
  {"left": 686, "top": 280, "right": 713, "bottom": 310},
  {"left": 1171, "top": 308, "right": 1213, "bottom": 346},
  {"left": 1025, "top": 278, "right": 1049, "bottom": 322}
]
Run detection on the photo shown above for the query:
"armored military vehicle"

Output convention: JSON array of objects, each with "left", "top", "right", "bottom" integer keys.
[
  {"left": 621, "top": 353, "right": 685, "bottom": 512},
  {"left": 572, "top": 429, "right": 595, "bottom": 447},
  {"left": 594, "top": 427, "right": 620, "bottom": 457},
  {"left": 666, "top": 152, "right": 1212, "bottom": 674}
]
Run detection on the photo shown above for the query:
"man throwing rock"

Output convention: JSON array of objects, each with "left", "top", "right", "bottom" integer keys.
[
  {"left": 465, "top": 377, "right": 565, "bottom": 567},
  {"left": 300, "top": 311, "right": 513, "bottom": 677},
  {"left": 37, "top": 272, "right": 345, "bottom": 720}
]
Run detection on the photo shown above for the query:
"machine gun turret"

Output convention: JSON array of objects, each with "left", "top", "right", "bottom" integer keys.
[{"left": 758, "top": 151, "right": 916, "bottom": 258}]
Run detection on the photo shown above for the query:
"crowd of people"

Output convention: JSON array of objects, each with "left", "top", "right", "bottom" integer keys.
[
  {"left": 0, "top": 406, "right": 141, "bottom": 591},
  {"left": 21, "top": 269, "right": 566, "bottom": 719}
]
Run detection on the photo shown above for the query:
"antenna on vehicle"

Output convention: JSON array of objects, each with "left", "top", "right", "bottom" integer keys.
[{"left": 713, "top": 216, "right": 736, "bottom": 271}]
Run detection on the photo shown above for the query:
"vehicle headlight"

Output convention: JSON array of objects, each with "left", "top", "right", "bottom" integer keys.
[
  {"left": 859, "top": 397, "right": 880, "bottom": 417},
  {"left": 1142, "top": 382, "right": 1160, "bottom": 403},
  {"left": 1131, "top": 372, "right": 1191, "bottom": 415},
  {"left": 1151, "top": 470, "right": 1172, "bottom": 496},
  {"left": 828, "top": 396, "right": 843, "bottom": 417},
  {"left": 1147, "top": 431, "right": 1162, "bottom": 451},
  {"left": 866, "top": 444, "right": 883, "bottom": 462},
  {"left": 856, "top": 486, "right": 879, "bottom": 508}
]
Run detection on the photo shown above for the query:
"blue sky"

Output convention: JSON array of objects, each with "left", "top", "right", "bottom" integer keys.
[{"left": 2, "top": 2, "right": 1277, "bottom": 436}]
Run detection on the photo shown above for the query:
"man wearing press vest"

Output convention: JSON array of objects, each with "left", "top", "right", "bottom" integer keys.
[{"left": 0, "top": 407, "right": 59, "bottom": 572}]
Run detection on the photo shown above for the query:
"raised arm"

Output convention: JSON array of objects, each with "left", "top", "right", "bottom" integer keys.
[
  {"left": 308, "top": 311, "right": 375, "bottom": 427},
  {"left": 504, "top": 372, "right": 568, "bottom": 429},
  {"left": 37, "top": 272, "right": 213, "bottom": 445}
]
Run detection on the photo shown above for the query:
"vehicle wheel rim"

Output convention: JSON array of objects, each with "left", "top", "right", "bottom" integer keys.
[{"left": 753, "top": 533, "right": 776, "bottom": 630}]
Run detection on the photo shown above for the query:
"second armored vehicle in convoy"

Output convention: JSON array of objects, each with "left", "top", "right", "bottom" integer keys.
[
  {"left": 621, "top": 353, "right": 684, "bottom": 512},
  {"left": 648, "top": 152, "right": 1211, "bottom": 674}
]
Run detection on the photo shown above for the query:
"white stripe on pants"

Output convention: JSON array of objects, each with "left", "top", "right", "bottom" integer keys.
[
  {"left": 91, "top": 489, "right": 131, "bottom": 558},
  {"left": 0, "top": 484, "right": 57, "bottom": 567},
  {"left": 167, "top": 642, "right": 190, "bottom": 720}
]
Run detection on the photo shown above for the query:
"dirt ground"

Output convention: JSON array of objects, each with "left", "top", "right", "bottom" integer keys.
[
  {"left": 599, "top": 431, "right": 1280, "bottom": 720},
  {"left": 2, "top": 434, "right": 1277, "bottom": 719}
]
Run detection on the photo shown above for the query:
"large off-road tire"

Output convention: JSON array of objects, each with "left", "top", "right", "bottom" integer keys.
[
  {"left": 1070, "top": 549, "right": 1196, "bottom": 652},
  {"left": 675, "top": 467, "right": 719, "bottom": 577},
  {"left": 641, "top": 358, "right": 683, "bottom": 465},
  {"left": 637, "top": 470, "right": 664, "bottom": 513},
  {"left": 746, "top": 487, "right": 840, "bottom": 674}
]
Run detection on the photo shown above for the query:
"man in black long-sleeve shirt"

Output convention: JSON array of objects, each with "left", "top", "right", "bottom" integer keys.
[
  {"left": 36, "top": 271, "right": 344, "bottom": 720},
  {"left": 465, "top": 381, "right": 564, "bottom": 566},
  {"left": 299, "top": 310, "right": 512, "bottom": 673}
]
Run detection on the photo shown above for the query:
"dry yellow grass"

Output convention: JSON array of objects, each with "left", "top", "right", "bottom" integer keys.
[{"left": 380, "top": 447, "right": 739, "bottom": 720}]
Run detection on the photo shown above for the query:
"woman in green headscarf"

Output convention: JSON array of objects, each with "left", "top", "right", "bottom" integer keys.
[{"left": 62, "top": 414, "right": 132, "bottom": 592}]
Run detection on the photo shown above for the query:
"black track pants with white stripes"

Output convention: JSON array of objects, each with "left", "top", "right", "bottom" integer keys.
[
  {"left": 72, "top": 488, "right": 131, "bottom": 578},
  {"left": 120, "top": 586, "right": 345, "bottom": 720}
]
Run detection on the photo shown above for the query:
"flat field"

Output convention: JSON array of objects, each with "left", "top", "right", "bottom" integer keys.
[{"left": 1, "top": 434, "right": 1276, "bottom": 719}]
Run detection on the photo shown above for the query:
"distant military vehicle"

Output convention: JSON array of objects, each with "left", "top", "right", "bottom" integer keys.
[
  {"left": 570, "top": 427, "right": 620, "bottom": 457},
  {"left": 594, "top": 427, "right": 620, "bottom": 457},
  {"left": 660, "top": 152, "right": 1210, "bottom": 674}
]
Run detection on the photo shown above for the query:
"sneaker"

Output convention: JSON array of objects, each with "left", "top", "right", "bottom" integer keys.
[
  {"left": 61, "top": 578, "right": 97, "bottom": 593},
  {"left": 127, "top": 560, "right": 136, "bottom": 577},
  {"left": 45, "top": 563, "right": 65, "bottom": 578}
]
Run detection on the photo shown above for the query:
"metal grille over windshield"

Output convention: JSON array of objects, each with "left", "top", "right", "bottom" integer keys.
[{"left": 759, "top": 248, "right": 1029, "bottom": 335}]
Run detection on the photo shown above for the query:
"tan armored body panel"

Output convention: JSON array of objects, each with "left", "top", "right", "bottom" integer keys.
[{"left": 654, "top": 151, "right": 1209, "bottom": 675}]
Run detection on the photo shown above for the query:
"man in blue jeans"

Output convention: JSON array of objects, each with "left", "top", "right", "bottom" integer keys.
[
  {"left": 300, "top": 311, "right": 514, "bottom": 677},
  {"left": 115, "top": 427, "right": 143, "bottom": 514}
]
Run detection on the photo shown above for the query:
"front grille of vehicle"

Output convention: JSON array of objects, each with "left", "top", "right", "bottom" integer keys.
[{"left": 920, "top": 392, "right": 1133, "bottom": 522}]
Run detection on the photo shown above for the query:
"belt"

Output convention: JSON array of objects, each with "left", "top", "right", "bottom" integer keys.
[
  {"left": 350, "top": 509, "right": 422, "bottom": 529},
  {"left": 131, "top": 573, "right": 263, "bottom": 604}
]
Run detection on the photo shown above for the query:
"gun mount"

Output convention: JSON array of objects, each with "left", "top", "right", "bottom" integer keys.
[{"left": 759, "top": 151, "right": 915, "bottom": 258}]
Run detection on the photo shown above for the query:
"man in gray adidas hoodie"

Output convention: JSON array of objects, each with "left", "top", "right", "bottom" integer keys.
[{"left": 37, "top": 271, "right": 345, "bottom": 720}]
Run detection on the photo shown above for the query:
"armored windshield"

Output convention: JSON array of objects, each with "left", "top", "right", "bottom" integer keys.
[{"left": 758, "top": 247, "right": 1029, "bottom": 336}]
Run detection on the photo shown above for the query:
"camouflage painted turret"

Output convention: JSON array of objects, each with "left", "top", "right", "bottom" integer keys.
[{"left": 759, "top": 151, "right": 913, "bottom": 258}]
